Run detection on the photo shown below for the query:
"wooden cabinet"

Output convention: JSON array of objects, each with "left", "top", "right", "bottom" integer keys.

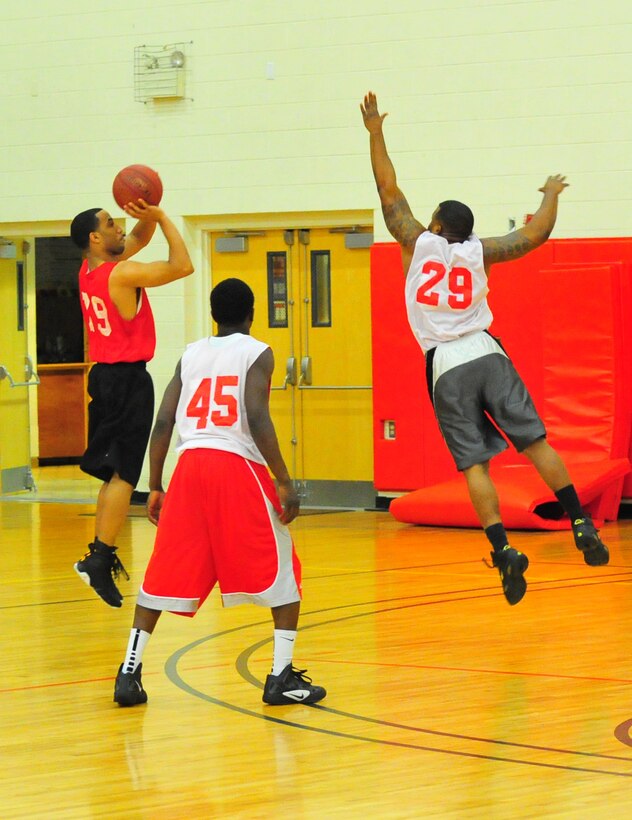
[{"left": 37, "top": 363, "right": 90, "bottom": 461}]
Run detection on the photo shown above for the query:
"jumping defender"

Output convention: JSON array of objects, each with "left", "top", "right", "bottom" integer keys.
[{"left": 361, "top": 91, "right": 608, "bottom": 605}]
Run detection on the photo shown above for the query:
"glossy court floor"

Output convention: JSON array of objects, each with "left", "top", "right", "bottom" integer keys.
[{"left": 2, "top": 467, "right": 632, "bottom": 818}]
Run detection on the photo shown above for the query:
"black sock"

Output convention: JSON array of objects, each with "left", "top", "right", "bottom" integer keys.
[
  {"left": 485, "top": 523, "right": 509, "bottom": 553},
  {"left": 554, "top": 485, "right": 583, "bottom": 521}
]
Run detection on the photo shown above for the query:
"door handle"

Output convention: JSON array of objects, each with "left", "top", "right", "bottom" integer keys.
[
  {"left": 271, "top": 356, "right": 298, "bottom": 391},
  {"left": 285, "top": 356, "right": 298, "bottom": 386},
  {"left": 300, "top": 355, "right": 312, "bottom": 385},
  {"left": 0, "top": 357, "right": 40, "bottom": 388}
]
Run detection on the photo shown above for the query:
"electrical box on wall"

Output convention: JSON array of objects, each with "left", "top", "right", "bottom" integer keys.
[{"left": 383, "top": 420, "right": 396, "bottom": 440}]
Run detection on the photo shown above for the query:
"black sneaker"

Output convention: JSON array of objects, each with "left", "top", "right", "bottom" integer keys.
[
  {"left": 490, "top": 545, "right": 529, "bottom": 605},
  {"left": 74, "top": 540, "right": 129, "bottom": 607},
  {"left": 114, "top": 663, "right": 148, "bottom": 707},
  {"left": 263, "top": 664, "right": 326, "bottom": 705},
  {"left": 572, "top": 516, "right": 609, "bottom": 566}
]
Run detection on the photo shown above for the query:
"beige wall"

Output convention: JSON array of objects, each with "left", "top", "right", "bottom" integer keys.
[
  {"left": 1, "top": 0, "right": 630, "bottom": 486},
  {"left": 2, "top": 2, "right": 630, "bottom": 232}
]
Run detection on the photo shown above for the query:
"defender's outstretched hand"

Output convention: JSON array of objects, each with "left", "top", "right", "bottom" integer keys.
[
  {"left": 361, "top": 92, "right": 388, "bottom": 134},
  {"left": 538, "top": 175, "right": 569, "bottom": 195}
]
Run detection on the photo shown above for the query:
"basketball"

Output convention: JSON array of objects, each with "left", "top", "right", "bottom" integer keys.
[{"left": 112, "top": 164, "right": 163, "bottom": 209}]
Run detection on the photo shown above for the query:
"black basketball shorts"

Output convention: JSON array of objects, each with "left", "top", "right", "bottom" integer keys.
[{"left": 81, "top": 362, "right": 155, "bottom": 487}]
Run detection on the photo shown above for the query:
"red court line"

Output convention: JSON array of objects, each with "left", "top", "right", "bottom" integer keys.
[
  {"left": 306, "top": 658, "right": 632, "bottom": 685},
  {"left": 0, "top": 662, "right": 232, "bottom": 694},
  {"left": 0, "top": 675, "right": 121, "bottom": 694},
  {"left": 215, "top": 654, "right": 632, "bottom": 685}
]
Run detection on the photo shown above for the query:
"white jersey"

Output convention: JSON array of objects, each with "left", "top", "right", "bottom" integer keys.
[
  {"left": 175, "top": 333, "right": 269, "bottom": 464},
  {"left": 404, "top": 231, "right": 492, "bottom": 352}
]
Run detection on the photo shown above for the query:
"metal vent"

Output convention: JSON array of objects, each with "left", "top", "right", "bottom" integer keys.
[
  {"left": 344, "top": 232, "right": 373, "bottom": 249},
  {"left": 134, "top": 43, "right": 191, "bottom": 103},
  {"left": 0, "top": 240, "right": 16, "bottom": 259},
  {"left": 215, "top": 236, "right": 249, "bottom": 253}
]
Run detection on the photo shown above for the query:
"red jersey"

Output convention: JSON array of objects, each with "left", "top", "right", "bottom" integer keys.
[{"left": 78, "top": 260, "right": 156, "bottom": 363}]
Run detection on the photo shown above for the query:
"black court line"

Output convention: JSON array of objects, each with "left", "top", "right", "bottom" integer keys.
[
  {"left": 0, "top": 497, "right": 97, "bottom": 505},
  {"left": 164, "top": 597, "right": 632, "bottom": 778},
  {"left": 76, "top": 508, "right": 353, "bottom": 519},
  {"left": 235, "top": 637, "right": 632, "bottom": 764},
  {"left": 304, "top": 562, "right": 632, "bottom": 584},
  {"left": 3, "top": 569, "right": 632, "bottom": 613}
]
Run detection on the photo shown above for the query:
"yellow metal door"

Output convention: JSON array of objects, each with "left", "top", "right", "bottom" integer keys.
[
  {"left": 0, "top": 254, "right": 36, "bottom": 492},
  {"left": 210, "top": 231, "right": 298, "bottom": 479},
  {"left": 209, "top": 226, "right": 373, "bottom": 507}
]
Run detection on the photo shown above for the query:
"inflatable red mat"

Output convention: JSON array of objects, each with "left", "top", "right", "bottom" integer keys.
[{"left": 390, "top": 460, "right": 629, "bottom": 529}]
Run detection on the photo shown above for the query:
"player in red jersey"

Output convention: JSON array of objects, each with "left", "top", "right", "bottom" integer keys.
[
  {"left": 113, "top": 278, "right": 326, "bottom": 707},
  {"left": 70, "top": 201, "right": 194, "bottom": 608}
]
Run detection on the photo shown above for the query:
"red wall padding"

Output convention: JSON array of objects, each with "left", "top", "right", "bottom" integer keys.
[
  {"left": 370, "top": 243, "right": 454, "bottom": 491},
  {"left": 371, "top": 239, "right": 632, "bottom": 499}
]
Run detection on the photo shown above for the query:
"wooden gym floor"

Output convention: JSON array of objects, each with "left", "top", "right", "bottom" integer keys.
[{"left": 2, "top": 467, "right": 632, "bottom": 818}]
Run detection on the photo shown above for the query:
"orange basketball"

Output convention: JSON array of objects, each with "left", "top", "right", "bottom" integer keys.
[{"left": 112, "top": 164, "right": 163, "bottom": 208}]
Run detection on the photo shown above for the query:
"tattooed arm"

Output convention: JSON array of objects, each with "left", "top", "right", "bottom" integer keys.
[
  {"left": 481, "top": 175, "right": 569, "bottom": 272},
  {"left": 361, "top": 92, "right": 424, "bottom": 273}
]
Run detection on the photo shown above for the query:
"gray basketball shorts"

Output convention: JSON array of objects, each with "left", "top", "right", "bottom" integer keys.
[{"left": 431, "top": 350, "right": 546, "bottom": 471}]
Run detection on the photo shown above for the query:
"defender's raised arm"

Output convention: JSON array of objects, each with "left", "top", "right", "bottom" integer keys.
[
  {"left": 361, "top": 92, "right": 424, "bottom": 270},
  {"left": 482, "top": 175, "right": 569, "bottom": 269}
]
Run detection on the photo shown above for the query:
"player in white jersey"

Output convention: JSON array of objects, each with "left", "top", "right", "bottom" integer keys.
[
  {"left": 361, "top": 91, "right": 609, "bottom": 605},
  {"left": 112, "top": 278, "right": 326, "bottom": 706}
]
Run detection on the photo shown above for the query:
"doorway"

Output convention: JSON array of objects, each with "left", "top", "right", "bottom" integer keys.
[
  {"left": 0, "top": 250, "right": 36, "bottom": 491},
  {"left": 34, "top": 237, "right": 87, "bottom": 464},
  {"left": 209, "top": 224, "right": 374, "bottom": 507}
]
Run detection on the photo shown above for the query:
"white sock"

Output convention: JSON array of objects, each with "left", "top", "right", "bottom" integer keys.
[
  {"left": 123, "top": 628, "right": 151, "bottom": 674},
  {"left": 272, "top": 629, "right": 296, "bottom": 676}
]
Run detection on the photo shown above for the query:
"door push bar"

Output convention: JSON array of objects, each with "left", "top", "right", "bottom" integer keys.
[
  {"left": 271, "top": 355, "right": 371, "bottom": 391},
  {"left": 0, "top": 356, "right": 40, "bottom": 388},
  {"left": 299, "top": 355, "right": 370, "bottom": 389}
]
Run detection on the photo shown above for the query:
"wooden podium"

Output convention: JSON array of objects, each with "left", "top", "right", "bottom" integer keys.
[{"left": 37, "top": 362, "right": 90, "bottom": 462}]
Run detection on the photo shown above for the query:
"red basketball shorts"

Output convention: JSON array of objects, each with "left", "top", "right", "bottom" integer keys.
[{"left": 137, "top": 448, "right": 302, "bottom": 616}]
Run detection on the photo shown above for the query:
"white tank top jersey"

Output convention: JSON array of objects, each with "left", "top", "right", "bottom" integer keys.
[
  {"left": 404, "top": 231, "right": 493, "bottom": 352},
  {"left": 175, "top": 333, "right": 270, "bottom": 463}
]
